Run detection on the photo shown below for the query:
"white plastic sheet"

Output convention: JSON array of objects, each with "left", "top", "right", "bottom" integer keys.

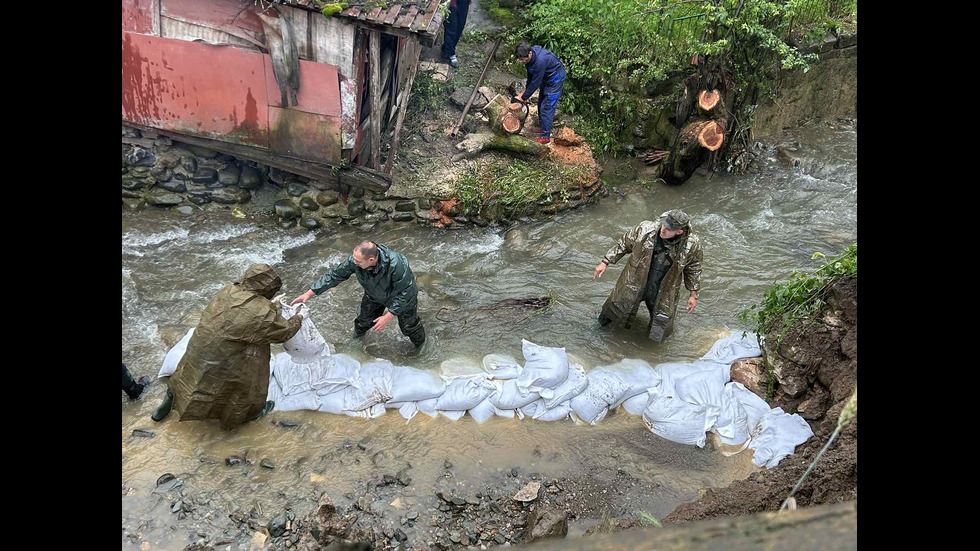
[{"left": 158, "top": 328, "right": 195, "bottom": 378}]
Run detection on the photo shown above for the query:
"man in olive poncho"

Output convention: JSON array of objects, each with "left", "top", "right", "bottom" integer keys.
[
  {"left": 152, "top": 264, "right": 303, "bottom": 429},
  {"left": 593, "top": 209, "right": 703, "bottom": 342},
  {"left": 291, "top": 241, "right": 425, "bottom": 348}
]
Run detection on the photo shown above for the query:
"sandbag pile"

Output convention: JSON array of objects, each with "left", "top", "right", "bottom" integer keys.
[{"left": 158, "top": 299, "right": 812, "bottom": 468}]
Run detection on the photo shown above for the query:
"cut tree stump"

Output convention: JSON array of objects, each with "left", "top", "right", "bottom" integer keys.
[
  {"left": 485, "top": 94, "right": 526, "bottom": 135},
  {"left": 698, "top": 120, "right": 725, "bottom": 151},
  {"left": 698, "top": 89, "right": 721, "bottom": 111}
]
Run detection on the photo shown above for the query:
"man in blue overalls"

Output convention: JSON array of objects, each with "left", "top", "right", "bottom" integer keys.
[{"left": 514, "top": 41, "right": 566, "bottom": 144}]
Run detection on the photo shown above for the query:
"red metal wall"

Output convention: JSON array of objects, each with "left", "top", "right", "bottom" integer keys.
[{"left": 122, "top": 0, "right": 344, "bottom": 165}]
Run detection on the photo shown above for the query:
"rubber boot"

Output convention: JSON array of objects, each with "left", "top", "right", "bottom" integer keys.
[
  {"left": 255, "top": 400, "right": 275, "bottom": 420},
  {"left": 152, "top": 388, "right": 175, "bottom": 422},
  {"left": 125, "top": 376, "right": 152, "bottom": 401}
]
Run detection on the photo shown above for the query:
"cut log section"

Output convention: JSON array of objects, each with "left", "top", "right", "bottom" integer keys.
[
  {"left": 485, "top": 95, "right": 526, "bottom": 135},
  {"left": 698, "top": 89, "right": 720, "bottom": 111},
  {"left": 698, "top": 120, "right": 724, "bottom": 151}
]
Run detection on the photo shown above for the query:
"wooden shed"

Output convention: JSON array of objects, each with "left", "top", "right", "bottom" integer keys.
[{"left": 122, "top": 0, "right": 446, "bottom": 191}]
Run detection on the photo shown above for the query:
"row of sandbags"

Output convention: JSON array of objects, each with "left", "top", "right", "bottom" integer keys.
[{"left": 158, "top": 299, "right": 812, "bottom": 469}]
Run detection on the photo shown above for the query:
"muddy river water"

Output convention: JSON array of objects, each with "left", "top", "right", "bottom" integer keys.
[{"left": 122, "top": 121, "right": 856, "bottom": 549}]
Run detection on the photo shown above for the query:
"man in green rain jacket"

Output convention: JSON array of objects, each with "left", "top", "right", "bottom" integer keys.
[
  {"left": 152, "top": 264, "right": 303, "bottom": 428},
  {"left": 291, "top": 241, "right": 425, "bottom": 347},
  {"left": 593, "top": 210, "right": 703, "bottom": 342}
]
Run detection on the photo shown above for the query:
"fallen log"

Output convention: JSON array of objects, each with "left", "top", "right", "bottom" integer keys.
[
  {"left": 451, "top": 132, "right": 547, "bottom": 162},
  {"left": 698, "top": 120, "right": 725, "bottom": 151}
]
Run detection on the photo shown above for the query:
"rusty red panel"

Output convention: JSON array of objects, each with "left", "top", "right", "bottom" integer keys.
[
  {"left": 263, "top": 57, "right": 342, "bottom": 118},
  {"left": 161, "top": 0, "right": 265, "bottom": 35},
  {"left": 122, "top": 0, "right": 153, "bottom": 33},
  {"left": 268, "top": 107, "right": 342, "bottom": 165},
  {"left": 122, "top": 31, "right": 270, "bottom": 146}
]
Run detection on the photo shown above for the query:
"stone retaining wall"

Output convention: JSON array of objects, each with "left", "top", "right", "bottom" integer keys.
[{"left": 122, "top": 125, "right": 606, "bottom": 230}]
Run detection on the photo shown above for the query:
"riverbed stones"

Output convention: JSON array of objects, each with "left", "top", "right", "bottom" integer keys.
[
  {"left": 225, "top": 456, "right": 245, "bottom": 466},
  {"left": 395, "top": 200, "right": 416, "bottom": 212},
  {"left": 192, "top": 168, "right": 218, "bottom": 184},
  {"left": 316, "top": 192, "right": 339, "bottom": 206},
  {"left": 187, "top": 191, "right": 211, "bottom": 205},
  {"left": 180, "top": 155, "right": 198, "bottom": 173},
  {"left": 176, "top": 206, "right": 194, "bottom": 215},
  {"left": 146, "top": 189, "right": 184, "bottom": 207},
  {"left": 513, "top": 482, "right": 540, "bottom": 502},
  {"left": 299, "top": 196, "right": 319, "bottom": 211},
  {"left": 211, "top": 187, "right": 251, "bottom": 204},
  {"left": 287, "top": 181, "right": 309, "bottom": 197},
  {"left": 261, "top": 459, "right": 276, "bottom": 469},
  {"left": 348, "top": 200, "right": 366, "bottom": 216},
  {"left": 238, "top": 165, "right": 263, "bottom": 189},
  {"left": 157, "top": 179, "right": 187, "bottom": 193},
  {"left": 217, "top": 167, "right": 241, "bottom": 186},
  {"left": 122, "top": 178, "right": 148, "bottom": 191},
  {"left": 525, "top": 508, "right": 568, "bottom": 543},
  {"left": 150, "top": 166, "right": 172, "bottom": 181},
  {"left": 393, "top": 212, "right": 414, "bottom": 222},
  {"left": 275, "top": 200, "right": 302, "bottom": 220},
  {"left": 269, "top": 514, "right": 287, "bottom": 537}
]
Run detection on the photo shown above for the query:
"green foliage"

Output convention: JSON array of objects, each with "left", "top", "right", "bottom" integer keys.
[
  {"left": 407, "top": 71, "right": 448, "bottom": 116},
  {"left": 453, "top": 158, "right": 587, "bottom": 219},
  {"left": 637, "top": 511, "right": 662, "bottom": 528},
  {"left": 738, "top": 243, "right": 857, "bottom": 397},
  {"left": 482, "top": 0, "right": 524, "bottom": 29},
  {"left": 320, "top": 2, "right": 348, "bottom": 17}
]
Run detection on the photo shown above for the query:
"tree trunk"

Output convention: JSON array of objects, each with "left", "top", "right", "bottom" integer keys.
[{"left": 452, "top": 132, "right": 547, "bottom": 161}]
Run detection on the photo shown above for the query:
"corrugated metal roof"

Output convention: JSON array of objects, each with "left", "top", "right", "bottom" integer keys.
[{"left": 266, "top": 0, "right": 446, "bottom": 38}]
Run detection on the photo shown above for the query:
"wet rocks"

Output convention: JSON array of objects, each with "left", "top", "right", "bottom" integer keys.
[
  {"left": 157, "top": 179, "right": 187, "bottom": 193},
  {"left": 348, "top": 200, "right": 366, "bottom": 216},
  {"left": 210, "top": 187, "right": 251, "bottom": 204},
  {"left": 191, "top": 168, "right": 218, "bottom": 184},
  {"left": 239, "top": 165, "right": 263, "bottom": 189},
  {"left": 268, "top": 514, "right": 287, "bottom": 537},
  {"left": 261, "top": 459, "right": 276, "bottom": 470},
  {"left": 156, "top": 473, "right": 176, "bottom": 487},
  {"left": 287, "top": 181, "right": 309, "bottom": 197},
  {"left": 225, "top": 455, "right": 245, "bottom": 467},
  {"left": 277, "top": 419, "right": 300, "bottom": 428},
  {"left": 301, "top": 217, "right": 322, "bottom": 230},
  {"left": 316, "top": 192, "right": 339, "bottom": 206},
  {"left": 132, "top": 429, "right": 155, "bottom": 438},
  {"left": 299, "top": 196, "right": 319, "bottom": 211},
  {"left": 217, "top": 167, "right": 240, "bottom": 186},
  {"left": 525, "top": 508, "right": 568, "bottom": 543},
  {"left": 275, "top": 200, "right": 302, "bottom": 220},
  {"left": 393, "top": 212, "right": 414, "bottom": 222},
  {"left": 513, "top": 482, "right": 540, "bottom": 502},
  {"left": 146, "top": 189, "right": 184, "bottom": 207}
]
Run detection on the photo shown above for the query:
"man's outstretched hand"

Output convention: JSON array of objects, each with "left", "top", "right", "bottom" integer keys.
[
  {"left": 290, "top": 290, "right": 315, "bottom": 306},
  {"left": 372, "top": 311, "right": 395, "bottom": 332},
  {"left": 593, "top": 262, "right": 607, "bottom": 280}
]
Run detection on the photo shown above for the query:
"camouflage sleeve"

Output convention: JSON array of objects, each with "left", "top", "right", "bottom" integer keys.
[
  {"left": 684, "top": 240, "right": 703, "bottom": 292},
  {"left": 245, "top": 305, "right": 303, "bottom": 344},
  {"left": 312, "top": 255, "right": 356, "bottom": 295},
  {"left": 603, "top": 223, "right": 642, "bottom": 265}
]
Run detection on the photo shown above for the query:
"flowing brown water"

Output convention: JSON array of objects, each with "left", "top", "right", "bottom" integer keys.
[{"left": 122, "top": 121, "right": 856, "bottom": 549}]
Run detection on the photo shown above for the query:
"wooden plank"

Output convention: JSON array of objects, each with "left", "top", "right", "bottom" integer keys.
[
  {"left": 428, "top": 12, "right": 444, "bottom": 34},
  {"left": 384, "top": 38, "right": 422, "bottom": 174},
  {"left": 396, "top": 6, "right": 418, "bottom": 28},
  {"left": 124, "top": 122, "right": 391, "bottom": 191},
  {"left": 418, "top": 0, "right": 441, "bottom": 31},
  {"left": 383, "top": 4, "right": 403, "bottom": 26},
  {"left": 348, "top": 7, "right": 361, "bottom": 18},
  {"left": 369, "top": 29, "right": 382, "bottom": 169},
  {"left": 122, "top": 136, "right": 158, "bottom": 147},
  {"left": 366, "top": 7, "right": 383, "bottom": 22},
  {"left": 351, "top": 29, "right": 365, "bottom": 158},
  {"left": 358, "top": 10, "right": 368, "bottom": 20}
]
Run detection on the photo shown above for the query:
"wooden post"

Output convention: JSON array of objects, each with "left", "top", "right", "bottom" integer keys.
[
  {"left": 384, "top": 37, "right": 422, "bottom": 174},
  {"left": 369, "top": 30, "right": 382, "bottom": 170},
  {"left": 351, "top": 28, "right": 364, "bottom": 165}
]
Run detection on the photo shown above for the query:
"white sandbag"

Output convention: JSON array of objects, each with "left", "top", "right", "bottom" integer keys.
[
  {"left": 598, "top": 359, "right": 662, "bottom": 407},
  {"left": 389, "top": 366, "right": 446, "bottom": 402},
  {"left": 700, "top": 332, "right": 761, "bottom": 365},
  {"left": 542, "top": 364, "right": 589, "bottom": 409},
  {"left": 317, "top": 389, "right": 347, "bottom": 414},
  {"left": 490, "top": 379, "right": 540, "bottom": 409},
  {"left": 468, "top": 397, "right": 497, "bottom": 423},
  {"left": 569, "top": 369, "right": 630, "bottom": 425},
  {"left": 267, "top": 374, "right": 284, "bottom": 405},
  {"left": 309, "top": 354, "right": 360, "bottom": 395},
  {"left": 494, "top": 407, "right": 516, "bottom": 419},
  {"left": 417, "top": 398, "right": 439, "bottom": 418},
  {"left": 653, "top": 361, "right": 716, "bottom": 397},
  {"left": 482, "top": 354, "right": 523, "bottom": 380},
  {"left": 434, "top": 375, "right": 495, "bottom": 411},
  {"left": 275, "top": 389, "right": 322, "bottom": 412},
  {"left": 532, "top": 400, "right": 572, "bottom": 422},
  {"left": 277, "top": 298, "right": 329, "bottom": 363},
  {"left": 158, "top": 328, "right": 195, "bottom": 378},
  {"left": 343, "top": 361, "right": 394, "bottom": 411},
  {"left": 621, "top": 392, "right": 650, "bottom": 415},
  {"left": 517, "top": 339, "right": 570, "bottom": 396},
  {"left": 273, "top": 352, "right": 314, "bottom": 396},
  {"left": 345, "top": 402, "right": 387, "bottom": 419},
  {"left": 440, "top": 410, "right": 466, "bottom": 421},
  {"left": 749, "top": 408, "right": 814, "bottom": 468},
  {"left": 673, "top": 366, "right": 730, "bottom": 433},
  {"left": 728, "top": 382, "right": 771, "bottom": 430},
  {"left": 642, "top": 392, "right": 709, "bottom": 447}
]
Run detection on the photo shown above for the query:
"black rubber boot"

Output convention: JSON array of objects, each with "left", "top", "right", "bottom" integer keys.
[
  {"left": 255, "top": 400, "right": 275, "bottom": 420},
  {"left": 125, "top": 376, "right": 152, "bottom": 401},
  {"left": 152, "top": 388, "right": 175, "bottom": 422}
]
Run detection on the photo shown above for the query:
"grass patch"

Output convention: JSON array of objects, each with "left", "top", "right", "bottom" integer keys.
[
  {"left": 481, "top": 0, "right": 524, "bottom": 29},
  {"left": 407, "top": 71, "right": 449, "bottom": 116},
  {"left": 452, "top": 158, "right": 589, "bottom": 219}
]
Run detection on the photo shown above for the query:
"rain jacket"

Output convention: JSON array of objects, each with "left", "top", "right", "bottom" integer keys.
[
  {"left": 521, "top": 46, "right": 565, "bottom": 103},
  {"left": 600, "top": 215, "right": 703, "bottom": 339},
  {"left": 311, "top": 244, "right": 419, "bottom": 315},
  {"left": 169, "top": 264, "right": 302, "bottom": 429}
]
